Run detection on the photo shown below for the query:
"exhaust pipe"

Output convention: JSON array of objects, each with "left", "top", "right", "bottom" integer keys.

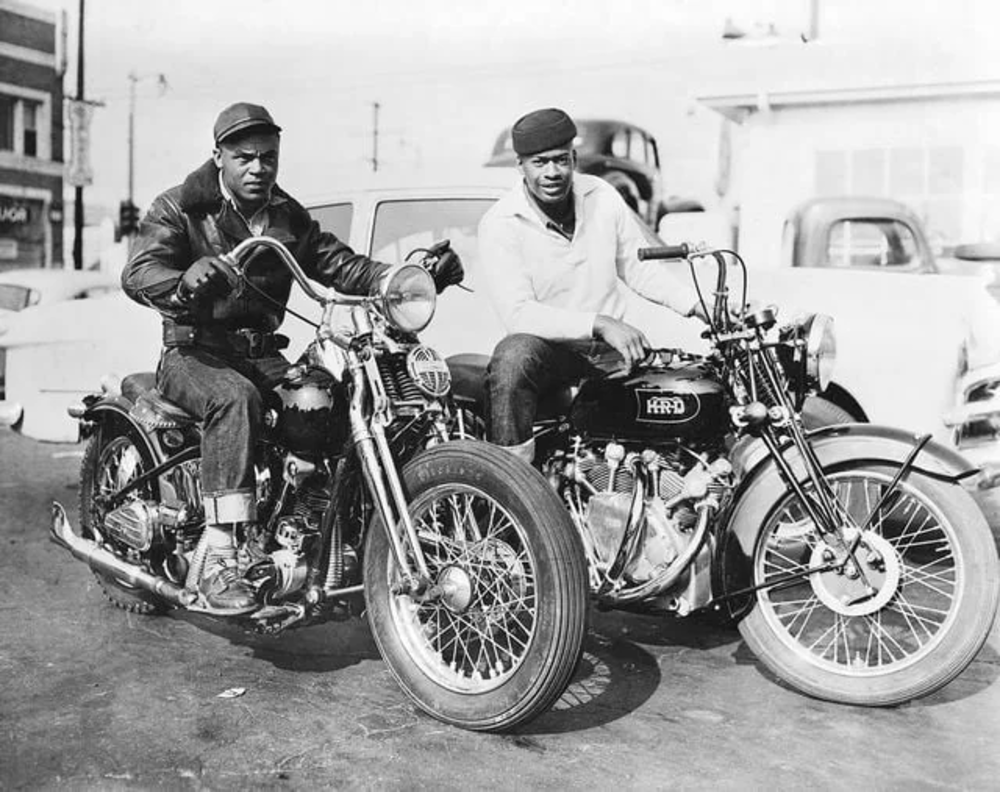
[{"left": 50, "top": 502, "right": 196, "bottom": 607}]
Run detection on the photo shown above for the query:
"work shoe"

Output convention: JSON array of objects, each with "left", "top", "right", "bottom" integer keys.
[{"left": 198, "top": 558, "right": 257, "bottom": 615}]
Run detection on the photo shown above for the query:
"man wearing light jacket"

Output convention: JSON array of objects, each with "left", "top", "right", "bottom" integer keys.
[{"left": 478, "top": 107, "right": 704, "bottom": 463}]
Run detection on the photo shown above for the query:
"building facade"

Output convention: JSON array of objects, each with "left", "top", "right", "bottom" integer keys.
[{"left": 0, "top": 0, "right": 64, "bottom": 271}]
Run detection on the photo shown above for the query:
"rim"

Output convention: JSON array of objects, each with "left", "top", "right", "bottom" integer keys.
[
  {"left": 386, "top": 483, "right": 538, "bottom": 693},
  {"left": 755, "top": 469, "right": 962, "bottom": 676}
]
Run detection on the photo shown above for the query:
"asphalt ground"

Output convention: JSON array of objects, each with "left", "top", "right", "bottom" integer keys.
[{"left": 2, "top": 429, "right": 999, "bottom": 790}]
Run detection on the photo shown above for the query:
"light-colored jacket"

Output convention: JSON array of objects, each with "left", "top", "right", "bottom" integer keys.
[{"left": 478, "top": 173, "right": 698, "bottom": 340}]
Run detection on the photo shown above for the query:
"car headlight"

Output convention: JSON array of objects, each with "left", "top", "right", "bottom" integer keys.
[
  {"left": 779, "top": 313, "right": 836, "bottom": 394},
  {"left": 380, "top": 264, "right": 436, "bottom": 333},
  {"left": 802, "top": 314, "right": 837, "bottom": 392}
]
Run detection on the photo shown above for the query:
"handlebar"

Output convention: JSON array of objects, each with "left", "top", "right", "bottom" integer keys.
[
  {"left": 222, "top": 236, "right": 337, "bottom": 304},
  {"left": 637, "top": 243, "right": 691, "bottom": 261}
]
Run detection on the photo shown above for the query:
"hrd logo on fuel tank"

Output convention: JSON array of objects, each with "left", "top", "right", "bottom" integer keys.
[{"left": 635, "top": 389, "right": 701, "bottom": 423}]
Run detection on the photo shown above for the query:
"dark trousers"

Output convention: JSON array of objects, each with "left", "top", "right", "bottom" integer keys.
[
  {"left": 486, "top": 333, "right": 624, "bottom": 447},
  {"left": 156, "top": 345, "right": 289, "bottom": 523}
]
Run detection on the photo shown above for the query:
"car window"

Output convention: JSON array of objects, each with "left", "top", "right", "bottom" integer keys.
[
  {"left": 370, "top": 199, "right": 496, "bottom": 283},
  {"left": 611, "top": 130, "right": 629, "bottom": 159},
  {"left": 825, "top": 219, "right": 919, "bottom": 269},
  {"left": 0, "top": 284, "right": 35, "bottom": 311},
  {"left": 310, "top": 202, "right": 354, "bottom": 241}
]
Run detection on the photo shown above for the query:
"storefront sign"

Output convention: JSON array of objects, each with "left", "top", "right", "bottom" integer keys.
[{"left": 0, "top": 199, "right": 31, "bottom": 225}]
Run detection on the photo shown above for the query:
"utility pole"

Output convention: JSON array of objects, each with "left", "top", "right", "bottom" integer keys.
[
  {"left": 72, "top": 0, "right": 85, "bottom": 270},
  {"left": 371, "top": 101, "right": 380, "bottom": 173},
  {"left": 128, "top": 71, "right": 137, "bottom": 202}
]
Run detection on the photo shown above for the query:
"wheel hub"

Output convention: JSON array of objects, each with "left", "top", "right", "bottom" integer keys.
[
  {"left": 809, "top": 530, "right": 901, "bottom": 617},
  {"left": 437, "top": 565, "right": 474, "bottom": 613}
]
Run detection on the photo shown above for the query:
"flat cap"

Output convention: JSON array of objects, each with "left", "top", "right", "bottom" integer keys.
[
  {"left": 511, "top": 108, "right": 577, "bottom": 156},
  {"left": 213, "top": 102, "right": 282, "bottom": 144}
]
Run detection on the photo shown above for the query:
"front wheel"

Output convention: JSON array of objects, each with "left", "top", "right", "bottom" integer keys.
[
  {"left": 364, "top": 440, "right": 588, "bottom": 731},
  {"left": 739, "top": 463, "right": 999, "bottom": 705}
]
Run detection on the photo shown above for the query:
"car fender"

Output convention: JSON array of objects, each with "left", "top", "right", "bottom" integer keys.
[{"left": 715, "top": 423, "right": 978, "bottom": 613}]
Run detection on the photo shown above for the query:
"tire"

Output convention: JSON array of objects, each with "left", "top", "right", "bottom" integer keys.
[
  {"left": 79, "top": 416, "right": 168, "bottom": 614},
  {"left": 363, "top": 440, "right": 588, "bottom": 731},
  {"left": 802, "top": 396, "right": 857, "bottom": 430},
  {"left": 738, "top": 463, "right": 1000, "bottom": 705}
]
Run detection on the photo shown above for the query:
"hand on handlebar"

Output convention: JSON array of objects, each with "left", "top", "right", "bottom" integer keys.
[
  {"left": 594, "top": 315, "right": 650, "bottom": 373},
  {"left": 424, "top": 240, "right": 465, "bottom": 294},
  {"left": 178, "top": 256, "right": 239, "bottom": 302}
]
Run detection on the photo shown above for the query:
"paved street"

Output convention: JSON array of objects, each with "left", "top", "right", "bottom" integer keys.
[{"left": 2, "top": 428, "right": 999, "bottom": 790}]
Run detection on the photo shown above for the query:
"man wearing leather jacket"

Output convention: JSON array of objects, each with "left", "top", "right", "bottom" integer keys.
[{"left": 122, "top": 102, "right": 462, "bottom": 614}]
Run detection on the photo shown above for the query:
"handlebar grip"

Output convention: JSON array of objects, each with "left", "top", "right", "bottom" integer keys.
[{"left": 638, "top": 243, "right": 690, "bottom": 261}]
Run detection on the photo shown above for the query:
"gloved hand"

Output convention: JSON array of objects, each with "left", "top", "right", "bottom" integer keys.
[
  {"left": 425, "top": 240, "right": 464, "bottom": 294},
  {"left": 178, "top": 256, "right": 239, "bottom": 302}
]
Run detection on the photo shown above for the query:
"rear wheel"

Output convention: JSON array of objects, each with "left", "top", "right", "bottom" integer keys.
[
  {"left": 79, "top": 417, "right": 168, "bottom": 614},
  {"left": 739, "top": 463, "right": 999, "bottom": 705},
  {"left": 364, "top": 440, "right": 588, "bottom": 731}
]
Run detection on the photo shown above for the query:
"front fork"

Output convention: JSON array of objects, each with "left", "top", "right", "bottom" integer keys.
[{"left": 347, "top": 347, "right": 433, "bottom": 595}]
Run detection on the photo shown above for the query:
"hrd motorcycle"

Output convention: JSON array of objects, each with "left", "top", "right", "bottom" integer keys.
[
  {"left": 448, "top": 242, "right": 1000, "bottom": 706},
  {"left": 50, "top": 236, "right": 588, "bottom": 732}
]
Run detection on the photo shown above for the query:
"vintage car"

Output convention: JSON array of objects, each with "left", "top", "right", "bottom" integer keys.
[
  {"left": 3, "top": 171, "right": 1000, "bottom": 490},
  {"left": 0, "top": 268, "right": 121, "bottom": 399},
  {"left": 484, "top": 118, "right": 692, "bottom": 227}
]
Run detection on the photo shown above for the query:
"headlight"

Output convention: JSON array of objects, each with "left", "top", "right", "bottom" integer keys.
[
  {"left": 803, "top": 314, "right": 837, "bottom": 392},
  {"left": 779, "top": 313, "right": 836, "bottom": 394},
  {"left": 380, "top": 264, "right": 436, "bottom": 333}
]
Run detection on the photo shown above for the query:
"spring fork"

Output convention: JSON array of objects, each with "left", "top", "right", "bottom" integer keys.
[{"left": 348, "top": 350, "right": 431, "bottom": 588}]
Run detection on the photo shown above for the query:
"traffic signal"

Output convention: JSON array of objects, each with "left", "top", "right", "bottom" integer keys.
[{"left": 118, "top": 199, "right": 140, "bottom": 237}]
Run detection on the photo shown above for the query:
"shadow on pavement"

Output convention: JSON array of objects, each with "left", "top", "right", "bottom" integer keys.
[{"left": 172, "top": 610, "right": 381, "bottom": 674}]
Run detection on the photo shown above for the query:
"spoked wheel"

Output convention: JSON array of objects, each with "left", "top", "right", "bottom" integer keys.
[
  {"left": 79, "top": 417, "right": 168, "bottom": 614},
  {"left": 739, "top": 463, "right": 999, "bottom": 705},
  {"left": 364, "top": 440, "right": 587, "bottom": 731}
]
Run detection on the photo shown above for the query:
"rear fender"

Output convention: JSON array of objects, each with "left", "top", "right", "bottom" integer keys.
[
  {"left": 82, "top": 399, "right": 165, "bottom": 467},
  {"left": 716, "top": 423, "right": 978, "bottom": 613}
]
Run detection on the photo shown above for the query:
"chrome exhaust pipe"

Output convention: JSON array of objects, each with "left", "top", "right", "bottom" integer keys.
[{"left": 50, "top": 502, "right": 196, "bottom": 607}]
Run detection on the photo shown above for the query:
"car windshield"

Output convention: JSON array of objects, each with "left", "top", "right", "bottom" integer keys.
[{"left": 0, "top": 284, "right": 36, "bottom": 312}]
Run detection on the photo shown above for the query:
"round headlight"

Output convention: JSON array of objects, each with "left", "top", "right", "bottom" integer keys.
[
  {"left": 804, "top": 314, "right": 836, "bottom": 392},
  {"left": 380, "top": 264, "right": 436, "bottom": 333}
]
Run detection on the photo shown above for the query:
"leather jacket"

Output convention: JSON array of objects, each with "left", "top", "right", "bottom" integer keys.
[{"left": 122, "top": 159, "right": 389, "bottom": 334}]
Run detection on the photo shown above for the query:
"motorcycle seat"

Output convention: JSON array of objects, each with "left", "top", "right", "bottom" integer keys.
[
  {"left": 446, "top": 353, "right": 574, "bottom": 421},
  {"left": 122, "top": 372, "right": 199, "bottom": 429}
]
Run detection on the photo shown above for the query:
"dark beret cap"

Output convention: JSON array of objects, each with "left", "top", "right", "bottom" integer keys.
[
  {"left": 214, "top": 102, "right": 282, "bottom": 144},
  {"left": 511, "top": 108, "right": 577, "bottom": 156}
]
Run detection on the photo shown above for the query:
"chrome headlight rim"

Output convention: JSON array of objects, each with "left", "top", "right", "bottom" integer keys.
[
  {"left": 380, "top": 263, "right": 437, "bottom": 334},
  {"left": 803, "top": 313, "right": 836, "bottom": 392}
]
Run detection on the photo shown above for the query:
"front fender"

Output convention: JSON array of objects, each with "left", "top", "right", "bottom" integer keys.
[{"left": 717, "top": 423, "right": 978, "bottom": 612}]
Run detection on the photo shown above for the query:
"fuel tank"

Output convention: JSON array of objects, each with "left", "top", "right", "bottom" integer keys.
[
  {"left": 570, "top": 360, "right": 729, "bottom": 442},
  {"left": 269, "top": 365, "right": 349, "bottom": 457}
]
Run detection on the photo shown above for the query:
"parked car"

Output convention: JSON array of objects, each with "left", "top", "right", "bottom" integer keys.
[
  {"left": 0, "top": 268, "right": 121, "bottom": 399},
  {"left": 484, "top": 118, "right": 697, "bottom": 227},
  {"left": 3, "top": 172, "right": 1000, "bottom": 492}
]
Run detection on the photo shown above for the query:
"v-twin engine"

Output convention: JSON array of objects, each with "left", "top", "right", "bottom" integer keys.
[{"left": 548, "top": 440, "right": 731, "bottom": 611}]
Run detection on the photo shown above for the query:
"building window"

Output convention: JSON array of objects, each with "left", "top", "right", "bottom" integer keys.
[
  {"left": 0, "top": 94, "right": 43, "bottom": 158},
  {"left": 23, "top": 101, "right": 38, "bottom": 157},
  {"left": 0, "top": 95, "right": 13, "bottom": 152}
]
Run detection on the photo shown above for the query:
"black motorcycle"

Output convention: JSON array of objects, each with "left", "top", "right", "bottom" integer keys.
[
  {"left": 448, "top": 242, "right": 1000, "bottom": 706},
  {"left": 51, "top": 236, "right": 588, "bottom": 732}
]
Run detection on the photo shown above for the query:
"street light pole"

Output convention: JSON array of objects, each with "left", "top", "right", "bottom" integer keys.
[
  {"left": 72, "top": 0, "right": 85, "bottom": 270},
  {"left": 127, "top": 71, "right": 136, "bottom": 203}
]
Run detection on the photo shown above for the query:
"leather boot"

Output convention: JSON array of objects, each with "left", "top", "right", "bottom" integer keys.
[{"left": 199, "top": 554, "right": 256, "bottom": 615}]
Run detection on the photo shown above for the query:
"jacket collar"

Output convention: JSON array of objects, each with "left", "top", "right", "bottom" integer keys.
[
  {"left": 495, "top": 172, "right": 600, "bottom": 226},
  {"left": 177, "top": 158, "right": 289, "bottom": 215}
]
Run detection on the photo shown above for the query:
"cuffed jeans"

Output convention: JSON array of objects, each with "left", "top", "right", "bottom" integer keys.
[
  {"left": 157, "top": 345, "right": 289, "bottom": 523},
  {"left": 486, "top": 333, "right": 624, "bottom": 447}
]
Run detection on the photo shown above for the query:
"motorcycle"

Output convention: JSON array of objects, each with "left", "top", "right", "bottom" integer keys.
[
  {"left": 448, "top": 242, "right": 1000, "bottom": 706},
  {"left": 50, "top": 236, "right": 588, "bottom": 732}
]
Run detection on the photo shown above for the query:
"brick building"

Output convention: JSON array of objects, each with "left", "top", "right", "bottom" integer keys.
[{"left": 0, "top": 0, "right": 64, "bottom": 270}]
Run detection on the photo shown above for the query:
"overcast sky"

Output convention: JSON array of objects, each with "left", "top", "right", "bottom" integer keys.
[{"left": 29, "top": 0, "right": 1000, "bottom": 212}]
